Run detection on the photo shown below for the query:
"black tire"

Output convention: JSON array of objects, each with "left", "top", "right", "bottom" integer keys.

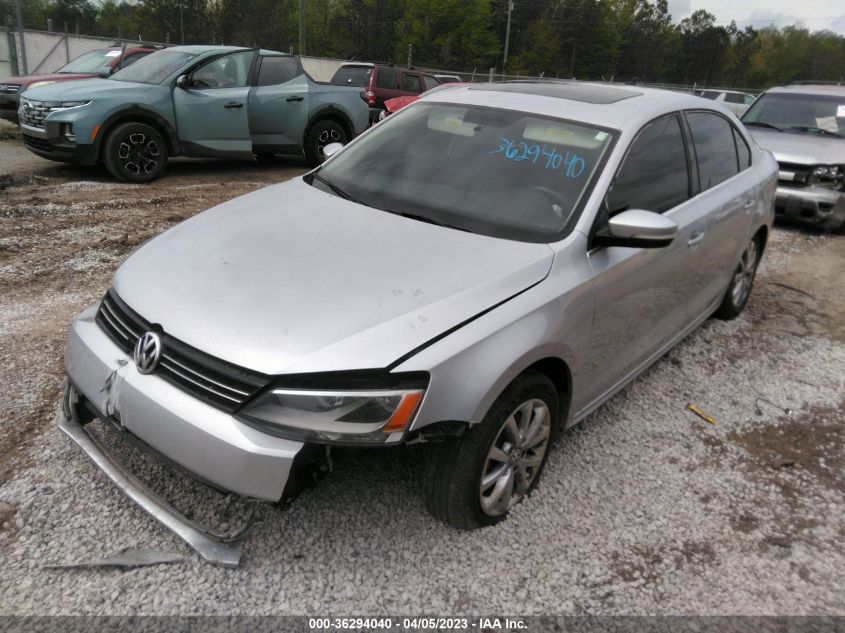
[
  {"left": 421, "top": 370, "right": 559, "bottom": 530},
  {"left": 715, "top": 234, "right": 762, "bottom": 320},
  {"left": 304, "top": 119, "right": 348, "bottom": 166},
  {"left": 102, "top": 122, "right": 168, "bottom": 183}
]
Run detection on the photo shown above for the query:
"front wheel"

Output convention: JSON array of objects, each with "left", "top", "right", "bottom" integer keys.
[
  {"left": 421, "top": 370, "right": 559, "bottom": 529},
  {"left": 304, "top": 120, "right": 348, "bottom": 166},
  {"left": 102, "top": 122, "right": 168, "bottom": 183},
  {"left": 715, "top": 235, "right": 761, "bottom": 319}
]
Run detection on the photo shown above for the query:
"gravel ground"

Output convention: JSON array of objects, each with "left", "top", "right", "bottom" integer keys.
[{"left": 0, "top": 138, "right": 843, "bottom": 615}]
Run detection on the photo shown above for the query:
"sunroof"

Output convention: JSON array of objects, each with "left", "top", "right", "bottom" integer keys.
[{"left": 470, "top": 81, "right": 642, "bottom": 105}]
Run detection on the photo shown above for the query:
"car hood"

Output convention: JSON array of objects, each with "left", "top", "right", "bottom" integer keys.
[
  {"left": 113, "top": 178, "right": 554, "bottom": 375},
  {"left": 747, "top": 127, "right": 845, "bottom": 165},
  {"left": 0, "top": 73, "right": 97, "bottom": 87},
  {"left": 21, "top": 77, "right": 149, "bottom": 100}
]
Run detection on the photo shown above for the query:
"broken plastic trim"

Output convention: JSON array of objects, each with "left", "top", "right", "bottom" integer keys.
[{"left": 57, "top": 383, "right": 243, "bottom": 568}]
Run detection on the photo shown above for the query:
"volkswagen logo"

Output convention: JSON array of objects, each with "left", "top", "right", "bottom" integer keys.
[{"left": 134, "top": 332, "right": 162, "bottom": 374}]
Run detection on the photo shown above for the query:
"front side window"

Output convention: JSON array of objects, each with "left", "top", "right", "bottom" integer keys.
[
  {"left": 111, "top": 49, "right": 196, "bottom": 84},
  {"left": 257, "top": 56, "right": 299, "bottom": 86},
  {"left": 724, "top": 92, "right": 743, "bottom": 104},
  {"left": 686, "top": 111, "right": 739, "bottom": 190},
  {"left": 191, "top": 51, "right": 254, "bottom": 89},
  {"left": 606, "top": 114, "right": 689, "bottom": 214},
  {"left": 309, "top": 103, "right": 616, "bottom": 242}
]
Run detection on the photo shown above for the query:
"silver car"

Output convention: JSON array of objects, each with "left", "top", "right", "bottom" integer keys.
[
  {"left": 743, "top": 84, "right": 845, "bottom": 231},
  {"left": 60, "top": 81, "right": 776, "bottom": 566}
]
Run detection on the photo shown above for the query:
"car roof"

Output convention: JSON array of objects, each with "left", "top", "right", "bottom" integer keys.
[
  {"left": 767, "top": 84, "right": 845, "bottom": 97},
  {"left": 424, "top": 81, "right": 727, "bottom": 130},
  {"left": 164, "top": 45, "right": 283, "bottom": 56}
]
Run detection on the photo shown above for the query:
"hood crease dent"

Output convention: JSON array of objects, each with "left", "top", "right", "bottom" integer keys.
[{"left": 114, "top": 178, "right": 555, "bottom": 375}]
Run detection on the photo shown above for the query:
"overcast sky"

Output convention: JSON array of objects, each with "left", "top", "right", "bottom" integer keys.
[{"left": 667, "top": 0, "right": 845, "bottom": 35}]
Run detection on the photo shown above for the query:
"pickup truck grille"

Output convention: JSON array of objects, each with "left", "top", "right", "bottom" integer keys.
[
  {"left": 95, "top": 290, "right": 270, "bottom": 413},
  {"left": 18, "top": 98, "right": 57, "bottom": 129},
  {"left": 777, "top": 162, "right": 811, "bottom": 188},
  {"left": 0, "top": 84, "right": 21, "bottom": 94}
]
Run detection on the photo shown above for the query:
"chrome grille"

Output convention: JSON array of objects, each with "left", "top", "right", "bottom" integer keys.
[
  {"left": 95, "top": 290, "right": 270, "bottom": 412},
  {"left": 18, "top": 98, "right": 58, "bottom": 129}
]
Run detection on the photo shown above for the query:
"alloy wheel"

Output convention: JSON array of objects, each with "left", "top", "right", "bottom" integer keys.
[
  {"left": 479, "top": 398, "right": 551, "bottom": 517},
  {"left": 117, "top": 133, "right": 160, "bottom": 176},
  {"left": 731, "top": 239, "right": 759, "bottom": 307}
]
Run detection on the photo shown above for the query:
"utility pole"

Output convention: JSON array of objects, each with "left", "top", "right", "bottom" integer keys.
[
  {"left": 569, "top": 41, "right": 576, "bottom": 78},
  {"left": 298, "top": 0, "right": 305, "bottom": 55},
  {"left": 407, "top": 43, "right": 413, "bottom": 67},
  {"left": 502, "top": 0, "right": 513, "bottom": 73},
  {"left": 15, "top": 0, "right": 27, "bottom": 74},
  {"left": 179, "top": 5, "right": 184, "bottom": 45}
]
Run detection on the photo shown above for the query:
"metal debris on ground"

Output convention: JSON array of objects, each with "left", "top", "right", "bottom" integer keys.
[
  {"left": 754, "top": 396, "right": 793, "bottom": 417},
  {"left": 44, "top": 547, "right": 184, "bottom": 570},
  {"left": 686, "top": 403, "right": 717, "bottom": 425}
]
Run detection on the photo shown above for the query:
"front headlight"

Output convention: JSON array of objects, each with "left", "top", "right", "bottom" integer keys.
[
  {"left": 27, "top": 80, "right": 57, "bottom": 90},
  {"left": 808, "top": 164, "right": 844, "bottom": 189},
  {"left": 57, "top": 100, "right": 90, "bottom": 109},
  {"left": 236, "top": 385, "right": 425, "bottom": 445}
]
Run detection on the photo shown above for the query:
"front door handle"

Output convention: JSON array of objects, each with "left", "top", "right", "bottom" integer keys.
[
  {"left": 224, "top": 102, "right": 243, "bottom": 109},
  {"left": 687, "top": 232, "right": 705, "bottom": 247},
  {"left": 286, "top": 96, "right": 304, "bottom": 102}
]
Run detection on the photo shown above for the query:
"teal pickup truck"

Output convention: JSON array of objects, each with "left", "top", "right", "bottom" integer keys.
[{"left": 18, "top": 46, "right": 369, "bottom": 182}]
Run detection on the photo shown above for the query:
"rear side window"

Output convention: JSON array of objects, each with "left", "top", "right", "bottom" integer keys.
[
  {"left": 422, "top": 75, "right": 439, "bottom": 91},
  {"left": 733, "top": 127, "right": 751, "bottom": 169},
  {"left": 401, "top": 73, "right": 422, "bottom": 94},
  {"left": 686, "top": 111, "right": 740, "bottom": 189},
  {"left": 724, "top": 92, "right": 743, "bottom": 104},
  {"left": 257, "top": 57, "right": 299, "bottom": 86},
  {"left": 606, "top": 114, "right": 690, "bottom": 213},
  {"left": 376, "top": 67, "right": 397, "bottom": 89}
]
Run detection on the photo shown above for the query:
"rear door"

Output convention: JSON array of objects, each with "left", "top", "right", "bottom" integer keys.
[
  {"left": 682, "top": 110, "right": 756, "bottom": 319},
  {"left": 372, "top": 67, "right": 401, "bottom": 108},
  {"left": 585, "top": 113, "right": 700, "bottom": 404},
  {"left": 172, "top": 50, "right": 257, "bottom": 159},
  {"left": 248, "top": 55, "right": 309, "bottom": 155}
]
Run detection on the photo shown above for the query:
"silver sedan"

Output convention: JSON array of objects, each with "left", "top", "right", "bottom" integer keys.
[{"left": 60, "top": 81, "right": 777, "bottom": 565}]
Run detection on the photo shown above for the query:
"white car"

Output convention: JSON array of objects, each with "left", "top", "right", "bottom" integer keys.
[{"left": 697, "top": 89, "right": 757, "bottom": 117}]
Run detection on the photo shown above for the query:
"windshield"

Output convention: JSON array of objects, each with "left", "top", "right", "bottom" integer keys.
[
  {"left": 743, "top": 92, "right": 845, "bottom": 137},
  {"left": 310, "top": 103, "right": 616, "bottom": 242},
  {"left": 331, "top": 66, "right": 372, "bottom": 87},
  {"left": 57, "top": 49, "right": 119, "bottom": 74},
  {"left": 110, "top": 49, "right": 195, "bottom": 85}
]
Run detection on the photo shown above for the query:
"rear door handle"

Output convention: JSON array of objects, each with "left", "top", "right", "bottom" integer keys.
[
  {"left": 224, "top": 102, "right": 243, "bottom": 109},
  {"left": 286, "top": 96, "right": 304, "bottom": 102},
  {"left": 687, "top": 232, "right": 705, "bottom": 247}
]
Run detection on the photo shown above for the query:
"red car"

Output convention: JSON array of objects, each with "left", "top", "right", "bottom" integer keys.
[
  {"left": 379, "top": 82, "right": 469, "bottom": 122},
  {"left": 0, "top": 46, "right": 159, "bottom": 123}
]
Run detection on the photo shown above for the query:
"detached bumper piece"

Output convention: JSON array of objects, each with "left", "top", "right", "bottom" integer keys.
[{"left": 58, "top": 382, "right": 244, "bottom": 568}]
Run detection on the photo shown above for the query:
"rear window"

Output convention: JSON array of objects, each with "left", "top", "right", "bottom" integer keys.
[
  {"left": 686, "top": 111, "right": 740, "bottom": 189},
  {"left": 331, "top": 65, "right": 371, "bottom": 87},
  {"left": 258, "top": 57, "right": 299, "bottom": 86}
]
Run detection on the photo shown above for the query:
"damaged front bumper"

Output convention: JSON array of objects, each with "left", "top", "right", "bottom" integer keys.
[
  {"left": 775, "top": 184, "right": 845, "bottom": 230},
  {"left": 61, "top": 305, "right": 313, "bottom": 565}
]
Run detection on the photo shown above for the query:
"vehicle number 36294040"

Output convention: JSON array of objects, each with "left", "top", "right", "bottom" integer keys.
[{"left": 489, "top": 137, "right": 586, "bottom": 178}]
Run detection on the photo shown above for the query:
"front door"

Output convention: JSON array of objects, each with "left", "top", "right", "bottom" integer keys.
[
  {"left": 172, "top": 50, "right": 257, "bottom": 159},
  {"left": 583, "top": 113, "right": 696, "bottom": 407}
]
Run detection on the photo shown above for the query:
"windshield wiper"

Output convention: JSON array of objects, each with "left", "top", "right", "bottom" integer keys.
[
  {"left": 309, "top": 173, "right": 361, "bottom": 204},
  {"left": 391, "top": 210, "right": 470, "bottom": 232},
  {"left": 745, "top": 121, "right": 783, "bottom": 131},
  {"left": 787, "top": 125, "right": 843, "bottom": 138}
]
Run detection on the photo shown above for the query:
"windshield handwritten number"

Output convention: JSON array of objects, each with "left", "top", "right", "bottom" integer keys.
[{"left": 491, "top": 137, "right": 586, "bottom": 178}]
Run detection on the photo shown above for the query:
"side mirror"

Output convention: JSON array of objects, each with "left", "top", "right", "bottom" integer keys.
[
  {"left": 593, "top": 209, "right": 678, "bottom": 249},
  {"left": 176, "top": 75, "right": 189, "bottom": 89},
  {"left": 322, "top": 142, "right": 344, "bottom": 160},
  {"left": 98, "top": 69, "right": 110, "bottom": 78}
]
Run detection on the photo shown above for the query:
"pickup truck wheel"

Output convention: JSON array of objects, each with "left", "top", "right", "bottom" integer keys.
[
  {"left": 305, "top": 120, "right": 347, "bottom": 166},
  {"left": 715, "top": 235, "right": 760, "bottom": 320},
  {"left": 421, "top": 370, "right": 558, "bottom": 529},
  {"left": 102, "top": 122, "right": 168, "bottom": 183}
]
